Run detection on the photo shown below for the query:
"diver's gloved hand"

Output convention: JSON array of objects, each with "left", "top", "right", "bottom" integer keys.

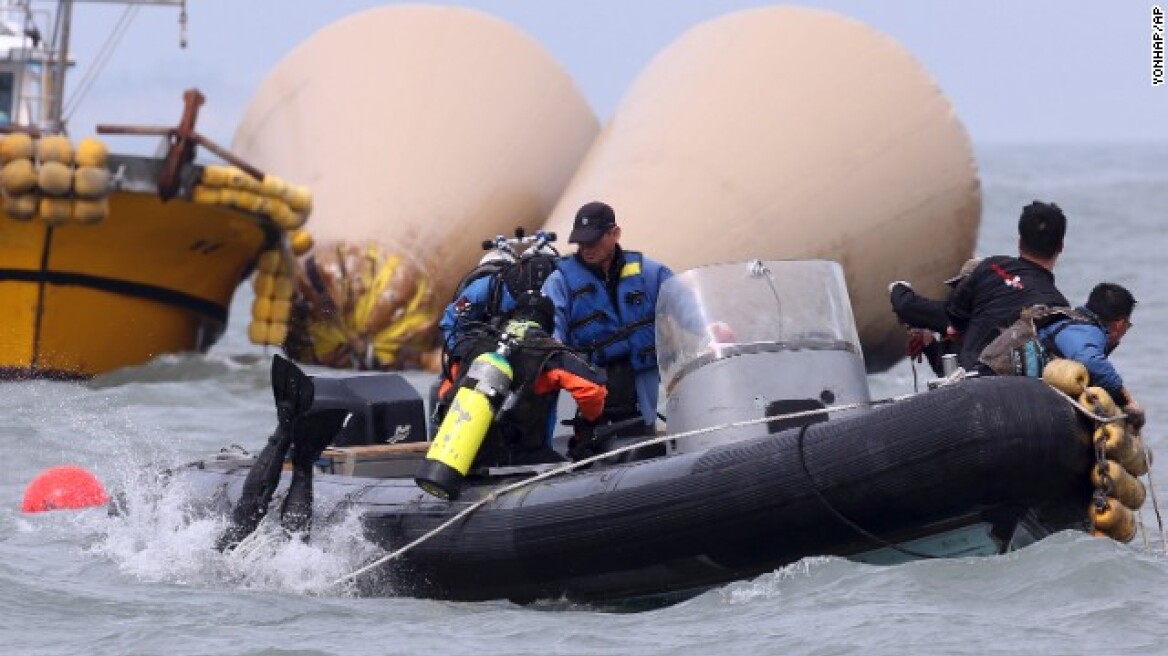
[
  {"left": 906, "top": 332, "right": 926, "bottom": 360},
  {"left": 1124, "top": 401, "right": 1146, "bottom": 431},
  {"left": 888, "top": 280, "right": 912, "bottom": 295},
  {"left": 567, "top": 420, "right": 597, "bottom": 460},
  {"left": 905, "top": 328, "right": 934, "bottom": 360}
]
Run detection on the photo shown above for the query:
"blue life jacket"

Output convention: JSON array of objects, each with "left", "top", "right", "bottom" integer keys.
[{"left": 556, "top": 251, "right": 658, "bottom": 373}]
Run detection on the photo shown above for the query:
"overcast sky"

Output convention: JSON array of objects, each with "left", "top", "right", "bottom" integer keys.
[{"left": 59, "top": 1, "right": 1168, "bottom": 153}]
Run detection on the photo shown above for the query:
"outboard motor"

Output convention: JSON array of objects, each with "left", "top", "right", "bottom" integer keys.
[
  {"left": 657, "top": 260, "right": 870, "bottom": 454},
  {"left": 309, "top": 373, "right": 427, "bottom": 447}
]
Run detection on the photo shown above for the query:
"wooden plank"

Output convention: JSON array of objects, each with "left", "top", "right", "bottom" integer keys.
[{"left": 321, "top": 442, "right": 430, "bottom": 459}]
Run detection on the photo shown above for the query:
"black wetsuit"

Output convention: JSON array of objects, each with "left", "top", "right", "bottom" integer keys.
[{"left": 945, "top": 255, "right": 1068, "bottom": 370}]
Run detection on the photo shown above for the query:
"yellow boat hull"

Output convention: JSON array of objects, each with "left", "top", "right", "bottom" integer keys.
[{"left": 0, "top": 157, "right": 274, "bottom": 378}]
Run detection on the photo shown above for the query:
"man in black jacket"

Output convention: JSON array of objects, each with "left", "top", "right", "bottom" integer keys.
[
  {"left": 945, "top": 201, "right": 1070, "bottom": 371},
  {"left": 888, "top": 256, "right": 981, "bottom": 375}
]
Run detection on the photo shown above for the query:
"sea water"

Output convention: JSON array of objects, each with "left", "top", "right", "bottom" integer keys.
[{"left": 3, "top": 142, "right": 1168, "bottom": 655}]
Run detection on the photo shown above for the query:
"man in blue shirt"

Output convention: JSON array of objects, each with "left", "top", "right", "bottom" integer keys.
[
  {"left": 1039, "top": 282, "right": 1143, "bottom": 427},
  {"left": 542, "top": 201, "right": 673, "bottom": 436}
]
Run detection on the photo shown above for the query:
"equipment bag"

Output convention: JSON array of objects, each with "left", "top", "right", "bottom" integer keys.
[{"left": 978, "top": 304, "right": 1085, "bottom": 377}]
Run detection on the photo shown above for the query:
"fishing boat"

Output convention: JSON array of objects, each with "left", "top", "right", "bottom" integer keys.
[
  {"left": 0, "top": 1, "right": 311, "bottom": 379},
  {"left": 151, "top": 260, "right": 1146, "bottom": 606}
]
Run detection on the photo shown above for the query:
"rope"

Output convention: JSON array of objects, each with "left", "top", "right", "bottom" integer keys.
[
  {"left": 794, "top": 423, "right": 938, "bottom": 560},
  {"left": 330, "top": 392, "right": 916, "bottom": 588},
  {"left": 1139, "top": 506, "right": 1151, "bottom": 553},
  {"left": 64, "top": 5, "right": 140, "bottom": 121},
  {"left": 1043, "top": 385, "right": 1127, "bottom": 424},
  {"left": 1140, "top": 446, "right": 1168, "bottom": 554}
]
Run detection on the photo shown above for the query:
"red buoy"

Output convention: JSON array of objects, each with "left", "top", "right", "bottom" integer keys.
[{"left": 21, "top": 466, "right": 109, "bottom": 513}]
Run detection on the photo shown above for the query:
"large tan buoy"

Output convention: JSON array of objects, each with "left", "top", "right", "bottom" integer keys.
[
  {"left": 231, "top": 5, "right": 598, "bottom": 369},
  {"left": 542, "top": 6, "right": 980, "bottom": 371}
]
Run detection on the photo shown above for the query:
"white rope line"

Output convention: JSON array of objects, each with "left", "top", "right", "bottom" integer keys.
[
  {"left": 1140, "top": 506, "right": 1151, "bottom": 553},
  {"left": 1139, "top": 447, "right": 1168, "bottom": 555},
  {"left": 330, "top": 392, "right": 918, "bottom": 587},
  {"left": 1048, "top": 388, "right": 1128, "bottom": 424}
]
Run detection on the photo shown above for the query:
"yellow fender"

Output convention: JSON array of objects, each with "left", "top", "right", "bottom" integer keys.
[
  {"left": 272, "top": 275, "right": 295, "bottom": 300},
  {"left": 0, "top": 133, "right": 34, "bottom": 163},
  {"left": 192, "top": 184, "right": 220, "bottom": 205},
  {"left": 228, "top": 189, "right": 269, "bottom": 215},
  {"left": 260, "top": 174, "right": 287, "bottom": 198},
  {"left": 209, "top": 166, "right": 261, "bottom": 192},
  {"left": 247, "top": 320, "right": 268, "bottom": 345},
  {"left": 252, "top": 271, "right": 276, "bottom": 298},
  {"left": 288, "top": 229, "right": 314, "bottom": 256},
  {"left": 37, "top": 161, "right": 73, "bottom": 197},
  {"left": 268, "top": 299, "right": 292, "bottom": 323},
  {"left": 253, "top": 296, "right": 291, "bottom": 324},
  {"left": 73, "top": 198, "right": 109, "bottom": 225},
  {"left": 2, "top": 159, "right": 37, "bottom": 195},
  {"left": 266, "top": 321, "right": 288, "bottom": 345},
  {"left": 75, "top": 137, "right": 110, "bottom": 168},
  {"left": 252, "top": 296, "right": 272, "bottom": 323},
  {"left": 200, "top": 165, "right": 230, "bottom": 187},
  {"left": 4, "top": 193, "right": 37, "bottom": 221},
  {"left": 1081, "top": 386, "right": 1118, "bottom": 417},
  {"left": 1120, "top": 433, "right": 1150, "bottom": 477},
  {"left": 1091, "top": 498, "right": 1137, "bottom": 543},
  {"left": 247, "top": 319, "right": 289, "bottom": 346},
  {"left": 37, "top": 135, "right": 73, "bottom": 164},
  {"left": 1094, "top": 423, "right": 1137, "bottom": 465},
  {"left": 271, "top": 200, "right": 306, "bottom": 231},
  {"left": 38, "top": 197, "right": 71, "bottom": 226},
  {"left": 1090, "top": 460, "right": 1146, "bottom": 510},
  {"left": 284, "top": 184, "right": 313, "bottom": 215},
  {"left": 1042, "top": 358, "right": 1088, "bottom": 396},
  {"left": 256, "top": 249, "right": 284, "bottom": 275},
  {"left": 73, "top": 166, "right": 111, "bottom": 199}
]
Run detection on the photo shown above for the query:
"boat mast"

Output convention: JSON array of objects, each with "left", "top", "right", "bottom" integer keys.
[{"left": 46, "top": 0, "right": 71, "bottom": 132}]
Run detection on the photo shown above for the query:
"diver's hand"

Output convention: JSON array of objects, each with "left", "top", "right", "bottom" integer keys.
[
  {"left": 888, "top": 280, "right": 912, "bottom": 295},
  {"left": 906, "top": 328, "right": 934, "bottom": 360},
  {"left": 1124, "top": 401, "right": 1146, "bottom": 431}
]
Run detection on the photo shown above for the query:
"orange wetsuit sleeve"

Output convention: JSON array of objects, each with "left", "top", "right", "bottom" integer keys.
[
  {"left": 438, "top": 361, "right": 461, "bottom": 400},
  {"left": 533, "top": 355, "right": 607, "bottom": 421}
]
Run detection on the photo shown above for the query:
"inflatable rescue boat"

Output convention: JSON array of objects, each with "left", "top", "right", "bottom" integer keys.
[{"left": 147, "top": 261, "right": 1146, "bottom": 605}]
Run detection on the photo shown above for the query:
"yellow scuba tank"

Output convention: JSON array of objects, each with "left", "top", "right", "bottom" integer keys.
[{"left": 415, "top": 345, "right": 515, "bottom": 500}]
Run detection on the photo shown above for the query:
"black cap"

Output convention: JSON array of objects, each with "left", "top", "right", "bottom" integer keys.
[{"left": 569, "top": 201, "right": 616, "bottom": 244}]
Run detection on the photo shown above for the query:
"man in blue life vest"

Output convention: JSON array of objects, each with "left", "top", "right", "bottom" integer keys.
[
  {"left": 542, "top": 201, "right": 674, "bottom": 437},
  {"left": 1038, "top": 282, "right": 1144, "bottom": 428}
]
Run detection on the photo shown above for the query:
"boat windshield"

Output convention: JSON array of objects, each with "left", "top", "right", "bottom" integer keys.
[{"left": 655, "top": 260, "right": 862, "bottom": 388}]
